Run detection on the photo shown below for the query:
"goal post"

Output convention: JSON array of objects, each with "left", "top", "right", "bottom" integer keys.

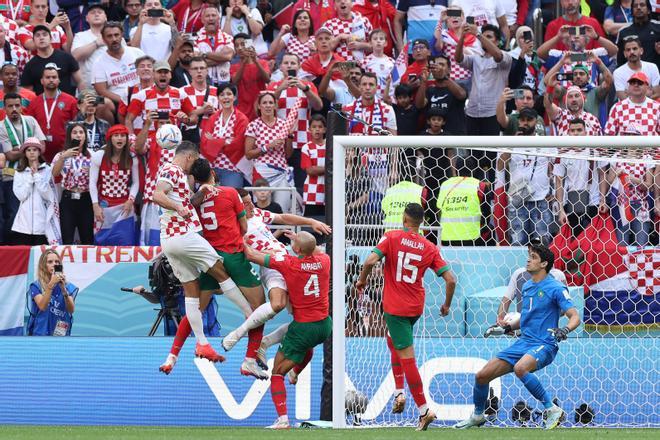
[{"left": 331, "top": 135, "right": 660, "bottom": 429}]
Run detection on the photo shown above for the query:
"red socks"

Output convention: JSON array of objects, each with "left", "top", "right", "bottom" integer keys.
[
  {"left": 387, "top": 335, "right": 405, "bottom": 390},
  {"left": 270, "top": 374, "right": 287, "bottom": 416},
  {"left": 293, "top": 349, "right": 314, "bottom": 375},
  {"left": 246, "top": 325, "right": 264, "bottom": 359},
  {"left": 171, "top": 315, "right": 192, "bottom": 356},
  {"left": 401, "top": 357, "right": 426, "bottom": 407}
]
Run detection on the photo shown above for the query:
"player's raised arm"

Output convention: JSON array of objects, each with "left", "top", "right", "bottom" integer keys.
[
  {"left": 243, "top": 242, "right": 268, "bottom": 267},
  {"left": 153, "top": 181, "right": 189, "bottom": 218},
  {"left": 356, "top": 251, "right": 382, "bottom": 294},
  {"left": 273, "top": 213, "right": 332, "bottom": 235}
]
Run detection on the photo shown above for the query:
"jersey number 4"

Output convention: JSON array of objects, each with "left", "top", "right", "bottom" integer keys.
[
  {"left": 304, "top": 274, "right": 320, "bottom": 298},
  {"left": 200, "top": 200, "right": 218, "bottom": 230},
  {"left": 396, "top": 251, "right": 422, "bottom": 283}
]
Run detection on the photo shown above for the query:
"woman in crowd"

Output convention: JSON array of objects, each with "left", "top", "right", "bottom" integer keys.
[
  {"left": 11, "top": 138, "right": 60, "bottom": 245},
  {"left": 200, "top": 83, "right": 250, "bottom": 188},
  {"left": 74, "top": 90, "right": 111, "bottom": 152},
  {"left": 245, "top": 91, "right": 294, "bottom": 213},
  {"left": 26, "top": 249, "right": 77, "bottom": 336},
  {"left": 52, "top": 122, "right": 93, "bottom": 245},
  {"left": 90, "top": 125, "right": 139, "bottom": 245},
  {"left": 268, "top": 9, "right": 316, "bottom": 64}
]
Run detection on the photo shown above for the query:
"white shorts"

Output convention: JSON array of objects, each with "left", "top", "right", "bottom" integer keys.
[
  {"left": 261, "top": 266, "right": 287, "bottom": 294},
  {"left": 161, "top": 232, "right": 220, "bottom": 283}
]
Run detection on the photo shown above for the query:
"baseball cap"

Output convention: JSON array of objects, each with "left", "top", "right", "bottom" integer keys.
[
  {"left": 153, "top": 61, "right": 172, "bottom": 72},
  {"left": 315, "top": 27, "right": 332, "bottom": 37},
  {"left": 412, "top": 39, "right": 430, "bottom": 49},
  {"left": 518, "top": 107, "right": 538, "bottom": 120},
  {"left": 628, "top": 71, "right": 650, "bottom": 85},
  {"left": 572, "top": 64, "right": 589, "bottom": 75},
  {"left": 87, "top": 3, "right": 106, "bottom": 13},
  {"left": 32, "top": 24, "right": 51, "bottom": 35},
  {"left": 20, "top": 137, "right": 45, "bottom": 154},
  {"left": 44, "top": 62, "right": 61, "bottom": 71}
]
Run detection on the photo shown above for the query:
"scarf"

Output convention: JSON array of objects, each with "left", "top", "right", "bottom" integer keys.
[
  {"left": 448, "top": 28, "right": 475, "bottom": 47},
  {"left": 349, "top": 97, "right": 383, "bottom": 135}
]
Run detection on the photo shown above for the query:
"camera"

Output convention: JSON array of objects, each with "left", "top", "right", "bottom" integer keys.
[
  {"left": 570, "top": 52, "right": 587, "bottom": 63},
  {"left": 54, "top": 264, "right": 63, "bottom": 274},
  {"left": 147, "top": 8, "right": 164, "bottom": 17},
  {"left": 522, "top": 31, "right": 532, "bottom": 42},
  {"left": 157, "top": 110, "right": 170, "bottom": 120},
  {"left": 447, "top": 9, "right": 461, "bottom": 18},
  {"left": 513, "top": 89, "right": 525, "bottom": 99},
  {"left": 70, "top": 139, "right": 81, "bottom": 148},
  {"left": 556, "top": 72, "right": 573, "bottom": 82},
  {"left": 466, "top": 16, "right": 475, "bottom": 25},
  {"left": 94, "top": 96, "right": 104, "bottom": 105},
  {"left": 287, "top": 69, "right": 297, "bottom": 77}
]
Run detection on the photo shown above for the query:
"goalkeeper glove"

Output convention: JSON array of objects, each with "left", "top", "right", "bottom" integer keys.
[{"left": 548, "top": 326, "right": 570, "bottom": 342}]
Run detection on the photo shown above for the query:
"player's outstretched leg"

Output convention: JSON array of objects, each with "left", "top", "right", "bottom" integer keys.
[
  {"left": 159, "top": 315, "right": 192, "bottom": 374},
  {"left": 514, "top": 355, "right": 564, "bottom": 430},
  {"left": 222, "top": 299, "right": 279, "bottom": 351},
  {"left": 241, "top": 325, "right": 269, "bottom": 380},
  {"left": 288, "top": 349, "right": 313, "bottom": 385},
  {"left": 386, "top": 334, "right": 406, "bottom": 413},
  {"left": 257, "top": 323, "right": 290, "bottom": 367},
  {"left": 267, "top": 374, "right": 291, "bottom": 429},
  {"left": 399, "top": 356, "right": 436, "bottom": 431}
]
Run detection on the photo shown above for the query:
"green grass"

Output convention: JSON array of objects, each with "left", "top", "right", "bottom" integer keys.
[{"left": 1, "top": 426, "right": 658, "bottom": 440}]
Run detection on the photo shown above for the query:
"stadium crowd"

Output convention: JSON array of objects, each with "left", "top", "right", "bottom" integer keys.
[{"left": 0, "top": 0, "right": 658, "bottom": 248}]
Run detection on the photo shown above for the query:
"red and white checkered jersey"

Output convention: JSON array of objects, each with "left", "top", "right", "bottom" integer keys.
[
  {"left": 143, "top": 139, "right": 175, "bottom": 203},
  {"left": 301, "top": 141, "right": 326, "bottom": 205},
  {"left": 604, "top": 97, "right": 660, "bottom": 137},
  {"left": 245, "top": 208, "right": 287, "bottom": 255},
  {"left": 627, "top": 249, "right": 660, "bottom": 296},
  {"left": 179, "top": 84, "right": 218, "bottom": 130},
  {"left": 611, "top": 151, "right": 654, "bottom": 202},
  {"left": 52, "top": 152, "right": 91, "bottom": 192},
  {"left": 552, "top": 108, "right": 602, "bottom": 136},
  {"left": 17, "top": 24, "right": 67, "bottom": 53},
  {"left": 0, "top": 0, "right": 31, "bottom": 22},
  {"left": 245, "top": 117, "right": 289, "bottom": 170},
  {"left": 440, "top": 30, "right": 473, "bottom": 81},
  {"left": 98, "top": 155, "right": 133, "bottom": 204},
  {"left": 0, "top": 42, "right": 29, "bottom": 75},
  {"left": 281, "top": 33, "right": 316, "bottom": 64},
  {"left": 266, "top": 80, "right": 317, "bottom": 150},
  {"left": 127, "top": 86, "right": 192, "bottom": 136},
  {"left": 361, "top": 54, "right": 394, "bottom": 100},
  {"left": 0, "top": 14, "right": 19, "bottom": 44},
  {"left": 119, "top": 84, "right": 150, "bottom": 132},
  {"left": 210, "top": 110, "right": 238, "bottom": 171},
  {"left": 157, "top": 162, "right": 201, "bottom": 239},
  {"left": 194, "top": 28, "right": 234, "bottom": 84},
  {"left": 323, "top": 12, "right": 372, "bottom": 61}
]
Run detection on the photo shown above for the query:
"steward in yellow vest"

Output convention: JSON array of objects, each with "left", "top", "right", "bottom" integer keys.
[
  {"left": 381, "top": 181, "right": 424, "bottom": 230},
  {"left": 436, "top": 176, "right": 481, "bottom": 242}
]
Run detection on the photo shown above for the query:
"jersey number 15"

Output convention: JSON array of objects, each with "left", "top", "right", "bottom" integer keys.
[{"left": 396, "top": 251, "right": 422, "bottom": 283}]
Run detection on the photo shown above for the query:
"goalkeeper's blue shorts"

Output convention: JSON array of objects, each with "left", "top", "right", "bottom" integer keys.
[{"left": 496, "top": 338, "right": 558, "bottom": 370}]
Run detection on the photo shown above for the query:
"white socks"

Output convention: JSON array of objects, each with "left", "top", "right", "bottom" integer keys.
[
  {"left": 219, "top": 279, "right": 253, "bottom": 317},
  {"left": 233, "top": 303, "right": 277, "bottom": 339},
  {"left": 185, "top": 297, "right": 208, "bottom": 345},
  {"left": 262, "top": 323, "right": 289, "bottom": 349}
]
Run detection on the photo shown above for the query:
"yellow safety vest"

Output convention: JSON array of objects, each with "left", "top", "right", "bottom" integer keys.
[
  {"left": 437, "top": 177, "right": 481, "bottom": 241},
  {"left": 381, "top": 181, "right": 424, "bottom": 229}
]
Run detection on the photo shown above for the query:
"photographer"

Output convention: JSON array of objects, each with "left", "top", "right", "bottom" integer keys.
[{"left": 26, "top": 249, "right": 77, "bottom": 336}]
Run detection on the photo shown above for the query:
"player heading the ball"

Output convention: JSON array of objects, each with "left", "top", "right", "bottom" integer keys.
[{"left": 356, "top": 202, "right": 457, "bottom": 431}]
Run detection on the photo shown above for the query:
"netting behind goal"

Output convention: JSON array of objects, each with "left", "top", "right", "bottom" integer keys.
[{"left": 331, "top": 136, "right": 660, "bottom": 429}]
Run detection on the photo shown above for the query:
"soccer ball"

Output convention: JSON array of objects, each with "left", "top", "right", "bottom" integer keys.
[{"left": 156, "top": 124, "right": 182, "bottom": 150}]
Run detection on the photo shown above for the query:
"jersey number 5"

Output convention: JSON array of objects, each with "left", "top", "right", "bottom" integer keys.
[
  {"left": 396, "top": 251, "right": 422, "bottom": 283},
  {"left": 200, "top": 200, "right": 218, "bottom": 230},
  {"left": 304, "top": 274, "right": 320, "bottom": 298}
]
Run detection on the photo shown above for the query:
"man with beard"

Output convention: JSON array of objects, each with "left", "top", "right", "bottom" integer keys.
[
  {"left": 544, "top": 0, "right": 606, "bottom": 51},
  {"left": 616, "top": 0, "right": 659, "bottom": 67},
  {"left": 92, "top": 22, "right": 145, "bottom": 111},
  {"left": 545, "top": 82, "right": 603, "bottom": 136},
  {"left": 613, "top": 36, "right": 660, "bottom": 101},
  {"left": 496, "top": 86, "right": 545, "bottom": 136},
  {"left": 0, "top": 63, "right": 35, "bottom": 119},
  {"left": 194, "top": 7, "right": 235, "bottom": 87},
  {"left": 169, "top": 36, "right": 195, "bottom": 88}
]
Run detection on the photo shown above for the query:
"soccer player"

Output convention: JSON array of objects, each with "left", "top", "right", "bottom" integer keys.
[
  {"left": 243, "top": 230, "right": 332, "bottom": 429},
  {"left": 152, "top": 141, "right": 244, "bottom": 363},
  {"left": 454, "top": 243, "right": 581, "bottom": 430},
  {"left": 356, "top": 202, "right": 457, "bottom": 431}
]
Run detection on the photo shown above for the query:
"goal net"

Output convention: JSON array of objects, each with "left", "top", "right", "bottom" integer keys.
[{"left": 331, "top": 136, "right": 660, "bottom": 429}]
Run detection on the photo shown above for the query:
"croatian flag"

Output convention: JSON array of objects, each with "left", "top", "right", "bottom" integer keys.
[
  {"left": 94, "top": 205, "right": 137, "bottom": 246},
  {"left": 0, "top": 246, "right": 31, "bottom": 335},
  {"left": 388, "top": 43, "right": 409, "bottom": 98}
]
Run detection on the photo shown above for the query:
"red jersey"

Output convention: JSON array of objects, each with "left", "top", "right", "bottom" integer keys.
[
  {"left": 198, "top": 186, "right": 246, "bottom": 253},
  {"left": 25, "top": 91, "right": 78, "bottom": 162},
  {"left": 230, "top": 60, "right": 270, "bottom": 121},
  {"left": 544, "top": 15, "right": 605, "bottom": 51},
  {"left": 374, "top": 229, "right": 449, "bottom": 317},
  {"left": 266, "top": 252, "right": 330, "bottom": 323}
]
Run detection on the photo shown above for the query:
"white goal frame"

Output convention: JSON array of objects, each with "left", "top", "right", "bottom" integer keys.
[{"left": 331, "top": 135, "right": 660, "bottom": 429}]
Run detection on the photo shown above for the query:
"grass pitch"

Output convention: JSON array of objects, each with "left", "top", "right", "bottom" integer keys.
[{"left": 1, "top": 426, "right": 658, "bottom": 440}]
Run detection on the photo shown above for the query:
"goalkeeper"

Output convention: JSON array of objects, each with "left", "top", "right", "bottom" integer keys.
[{"left": 454, "top": 243, "right": 580, "bottom": 430}]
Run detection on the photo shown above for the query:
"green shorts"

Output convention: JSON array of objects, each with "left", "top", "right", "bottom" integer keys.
[
  {"left": 199, "top": 250, "right": 261, "bottom": 290},
  {"left": 279, "top": 316, "right": 332, "bottom": 364},
  {"left": 384, "top": 312, "right": 420, "bottom": 350}
]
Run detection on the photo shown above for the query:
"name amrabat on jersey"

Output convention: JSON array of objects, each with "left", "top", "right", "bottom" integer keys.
[{"left": 300, "top": 262, "right": 323, "bottom": 271}]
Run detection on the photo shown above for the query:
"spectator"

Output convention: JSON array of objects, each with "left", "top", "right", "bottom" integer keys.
[
  {"left": 20, "top": 26, "right": 81, "bottom": 96},
  {"left": 604, "top": 0, "right": 633, "bottom": 41},
  {"left": 122, "top": 0, "right": 143, "bottom": 42},
  {"left": 300, "top": 114, "right": 326, "bottom": 220},
  {"left": 545, "top": 84, "right": 603, "bottom": 136},
  {"left": 554, "top": 119, "right": 607, "bottom": 238},
  {"left": 71, "top": 4, "right": 108, "bottom": 91},
  {"left": 11, "top": 138, "right": 59, "bottom": 245},
  {"left": 92, "top": 21, "right": 145, "bottom": 114},
  {"left": 499, "top": 108, "right": 555, "bottom": 246},
  {"left": 0, "top": 26, "right": 29, "bottom": 77},
  {"left": 268, "top": 9, "right": 316, "bottom": 64},
  {"left": 508, "top": 26, "right": 543, "bottom": 94},
  {"left": 353, "top": 0, "right": 397, "bottom": 56},
  {"left": 360, "top": 29, "right": 394, "bottom": 100},
  {"left": 58, "top": 1, "right": 94, "bottom": 33},
  {"left": 230, "top": 33, "right": 271, "bottom": 120},
  {"left": 171, "top": 0, "right": 207, "bottom": 35},
  {"left": 415, "top": 54, "right": 467, "bottom": 135},
  {"left": 73, "top": 90, "right": 111, "bottom": 153},
  {"left": 129, "top": 0, "right": 176, "bottom": 63},
  {"left": 0, "top": 0, "right": 31, "bottom": 24},
  {"left": 290, "top": 0, "right": 335, "bottom": 30},
  {"left": 0, "top": 93, "right": 46, "bottom": 243},
  {"left": 0, "top": 13, "right": 19, "bottom": 46},
  {"left": 544, "top": 0, "right": 606, "bottom": 51},
  {"left": 169, "top": 35, "right": 195, "bottom": 87},
  {"left": 51, "top": 122, "right": 93, "bottom": 245},
  {"left": 613, "top": 36, "right": 660, "bottom": 101},
  {"left": 604, "top": 72, "right": 660, "bottom": 136},
  {"left": 496, "top": 86, "right": 545, "bottom": 136},
  {"left": 200, "top": 83, "right": 249, "bottom": 188},
  {"left": 451, "top": 0, "right": 510, "bottom": 45},
  {"left": 17, "top": 0, "right": 73, "bottom": 53},
  {"left": 384, "top": 83, "right": 420, "bottom": 136},
  {"left": 324, "top": 0, "right": 373, "bottom": 62},
  {"left": 118, "top": 54, "right": 155, "bottom": 127},
  {"left": 0, "top": 64, "right": 35, "bottom": 119},
  {"left": 301, "top": 26, "right": 346, "bottom": 87},
  {"left": 244, "top": 91, "right": 295, "bottom": 213},
  {"left": 194, "top": 7, "right": 235, "bottom": 86},
  {"left": 267, "top": 53, "right": 323, "bottom": 192},
  {"left": 26, "top": 250, "right": 77, "bottom": 336},
  {"left": 256, "top": 0, "right": 275, "bottom": 44},
  {"left": 25, "top": 65, "right": 78, "bottom": 162},
  {"left": 318, "top": 61, "right": 362, "bottom": 105},
  {"left": 433, "top": 5, "right": 480, "bottom": 89},
  {"left": 394, "top": 0, "right": 445, "bottom": 54},
  {"left": 253, "top": 177, "right": 283, "bottom": 213},
  {"left": 179, "top": 56, "right": 219, "bottom": 144},
  {"left": 401, "top": 38, "right": 431, "bottom": 89},
  {"left": 222, "top": 0, "right": 267, "bottom": 57},
  {"left": 616, "top": 0, "right": 659, "bottom": 67},
  {"left": 89, "top": 125, "right": 139, "bottom": 246}
]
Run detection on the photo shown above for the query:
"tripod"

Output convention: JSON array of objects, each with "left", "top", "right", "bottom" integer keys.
[
  {"left": 121, "top": 287, "right": 182, "bottom": 336},
  {"left": 148, "top": 306, "right": 181, "bottom": 336}
]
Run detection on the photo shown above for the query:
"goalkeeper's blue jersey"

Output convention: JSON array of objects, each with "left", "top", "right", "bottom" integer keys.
[{"left": 520, "top": 274, "right": 575, "bottom": 346}]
